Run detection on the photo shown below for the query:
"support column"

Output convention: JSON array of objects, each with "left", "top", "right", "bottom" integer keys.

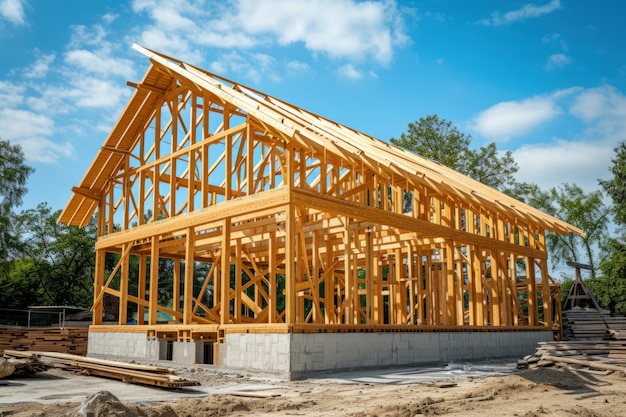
[
  {"left": 268, "top": 230, "right": 277, "bottom": 323},
  {"left": 540, "top": 259, "right": 552, "bottom": 327},
  {"left": 118, "top": 245, "right": 129, "bottom": 325},
  {"left": 220, "top": 219, "right": 231, "bottom": 325},
  {"left": 149, "top": 236, "right": 160, "bottom": 325},
  {"left": 138, "top": 254, "right": 146, "bottom": 325},
  {"left": 93, "top": 249, "right": 105, "bottom": 325},
  {"left": 527, "top": 257, "right": 537, "bottom": 325},
  {"left": 184, "top": 226, "right": 195, "bottom": 325},
  {"left": 285, "top": 204, "right": 296, "bottom": 325}
]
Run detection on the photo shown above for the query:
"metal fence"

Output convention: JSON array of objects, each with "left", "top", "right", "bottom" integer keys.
[{"left": 0, "top": 308, "right": 66, "bottom": 327}]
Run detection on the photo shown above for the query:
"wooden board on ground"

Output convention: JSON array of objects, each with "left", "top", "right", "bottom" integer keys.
[{"left": 2, "top": 350, "right": 199, "bottom": 389}]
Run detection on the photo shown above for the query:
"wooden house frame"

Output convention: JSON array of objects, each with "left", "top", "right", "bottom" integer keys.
[{"left": 59, "top": 45, "right": 583, "bottom": 371}]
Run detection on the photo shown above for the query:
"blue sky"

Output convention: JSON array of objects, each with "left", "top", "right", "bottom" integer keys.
[{"left": 1, "top": 0, "right": 625, "bottom": 214}]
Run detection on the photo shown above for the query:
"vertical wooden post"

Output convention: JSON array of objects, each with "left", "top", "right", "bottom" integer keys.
[
  {"left": 184, "top": 226, "right": 195, "bottom": 325},
  {"left": 173, "top": 259, "right": 181, "bottom": 314},
  {"left": 527, "top": 257, "right": 537, "bottom": 325},
  {"left": 343, "top": 217, "right": 353, "bottom": 324},
  {"left": 201, "top": 142, "right": 209, "bottom": 208},
  {"left": 285, "top": 204, "right": 296, "bottom": 324},
  {"left": 138, "top": 254, "right": 146, "bottom": 325},
  {"left": 471, "top": 245, "right": 484, "bottom": 326},
  {"left": 489, "top": 250, "right": 501, "bottom": 326},
  {"left": 149, "top": 235, "right": 160, "bottom": 325},
  {"left": 220, "top": 218, "right": 231, "bottom": 325},
  {"left": 325, "top": 232, "right": 334, "bottom": 324},
  {"left": 445, "top": 243, "right": 455, "bottom": 325},
  {"left": 224, "top": 107, "right": 232, "bottom": 201},
  {"left": 366, "top": 229, "right": 374, "bottom": 324},
  {"left": 416, "top": 250, "right": 425, "bottom": 325},
  {"left": 93, "top": 249, "right": 105, "bottom": 325},
  {"left": 235, "top": 239, "right": 242, "bottom": 320},
  {"left": 268, "top": 230, "right": 277, "bottom": 323},
  {"left": 123, "top": 156, "right": 130, "bottom": 231},
  {"left": 395, "top": 248, "right": 405, "bottom": 325},
  {"left": 246, "top": 124, "right": 254, "bottom": 195},
  {"left": 540, "top": 259, "right": 552, "bottom": 328},
  {"left": 119, "top": 246, "right": 129, "bottom": 325}
]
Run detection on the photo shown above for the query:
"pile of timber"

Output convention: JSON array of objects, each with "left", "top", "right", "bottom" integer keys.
[
  {"left": 2, "top": 350, "right": 200, "bottom": 388},
  {"left": 519, "top": 334, "right": 626, "bottom": 373},
  {"left": 562, "top": 307, "right": 626, "bottom": 340},
  {"left": 0, "top": 327, "right": 88, "bottom": 356}
]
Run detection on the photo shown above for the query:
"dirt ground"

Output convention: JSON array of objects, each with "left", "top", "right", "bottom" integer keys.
[{"left": 1, "top": 362, "right": 624, "bottom": 417}]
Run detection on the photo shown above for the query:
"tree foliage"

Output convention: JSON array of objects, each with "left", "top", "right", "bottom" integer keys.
[
  {"left": 596, "top": 140, "right": 626, "bottom": 314},
  {"left": 527, "top": 183, "right": 609, "bottom": 277},
  {"left": 0, "top": 139, "right": 34, "bottom": 263},
  {"left": 599, "top": 141, "right": 626, "bottom": 227},
  {"left": 390, "top": 115, "right": 520, "bottom": 192},
  {"left": 7, "top": 203, "right": 96, "bottom": 307}
]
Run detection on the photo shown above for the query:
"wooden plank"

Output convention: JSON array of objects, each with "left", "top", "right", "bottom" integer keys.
[{"left": 3, "top": 350, "right": 199, "bottom": 388}]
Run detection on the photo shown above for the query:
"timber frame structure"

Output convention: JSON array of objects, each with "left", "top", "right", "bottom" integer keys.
[{"left": 59, "top": 45, "right": 583, "bottom": 357}]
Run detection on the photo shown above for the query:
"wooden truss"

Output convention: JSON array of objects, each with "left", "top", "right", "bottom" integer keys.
[{"left": 58, "top": 45, "right": 583, "bottom": 342}]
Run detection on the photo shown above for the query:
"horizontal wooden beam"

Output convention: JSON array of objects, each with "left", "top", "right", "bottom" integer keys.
[
  {"left": 96, "top": 187, "right": 290, "bottom": 249},
  {"left": 292, "top": 188, "right": 548, "bottom": 259}
]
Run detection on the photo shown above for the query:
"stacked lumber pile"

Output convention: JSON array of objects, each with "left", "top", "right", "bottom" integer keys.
[
  {"left": 0, "top": 327, "right": 88, "bottom": 355},
  {"left": 562, "top": 307, "right": 626, "bottom": 340},
  {"left": 519, "top": 335, "right": 626, "bottom": 373},
  {"left": 2, "top": 350, "right": 200, "bottom": 388}
]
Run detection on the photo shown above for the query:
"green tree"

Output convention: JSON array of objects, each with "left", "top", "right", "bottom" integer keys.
[
  {"left": 11, "top": 203, "right": 96, "bottom": 307},
  {"left": 599, "top": 141, "right": 626, "bottom": 227},
  {"left": 597, "top": 140, "right": 626, "bottom": 314},
  {"left": 0, "top": 258, "right": 41, "bottom": 308},
  {"left": 390, "top": 115, "right": 520, "bottom": 192},
  {"left": 595, "top": 239, "right": 626, "bottom": 316},
  {"left": 528, "top": 183, "right": 609, "bottom": 277},
  {"left": 0, "top": 140, "right": 34, "bottom": 263}
]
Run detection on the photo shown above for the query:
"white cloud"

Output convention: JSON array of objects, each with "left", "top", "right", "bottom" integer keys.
[
  {"left": 478, "top": 0, "right": 561, "bottom": 26},
  {"left": 23, "top": 53, "right": 55, "bottom": 79},
  {"left": 102, "top": 13, "right": 117, "bottom": 24},
  {"left": 542, "top": 32, "right": 568, "bottom": 51},
  {"left": 0, "top": 13, "right": 137, "bottom": 166},
  {"left": 131, "top": 0, "right": 410, "bottom": 76},
  {"left": 546, "top": 53, "right": 571, "bottom": 70},
  {"left": 64, "top": 49, "right": 135, "bottom": 78},
  {"left": 570, "top": 85, "right": 626, "bottom": 122},
  {"left": 337, "top": 64, "right": 364, "bottom": 80},
  {"left": 0, "top": 0, "right": 26, "bottom": 26},
  {"left": 511, "top": 85, "right": 626, "bottom": 193},
  {"left": 235, "top": 0, "right": 407, "bottom": 65},
  {"left": 286, "top": 60, "right": 310, "bottom": 75},
  {"left": 0, "top": 81, "right": 25, "bottom": 108},
  {"left": 209, "top": 51, "right": 279, "bottom": 84},
  {"left": 62, "top": 77, "right": 130, "bottom": 109},
  {"left": 0, "top": 108, "right": 73, "bottom": 163},
  {"left": 514, "top": 140, "right": 611, "bottom": 193},
  {"left": 470, "top": 95, "right": 563, "bottom": 140}
]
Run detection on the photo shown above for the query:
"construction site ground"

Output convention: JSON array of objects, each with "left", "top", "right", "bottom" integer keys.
[{"left": 1, "top": 358, "right": 625, "bottom": 417}]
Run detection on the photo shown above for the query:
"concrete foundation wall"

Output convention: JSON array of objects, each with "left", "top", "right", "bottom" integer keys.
[
  {"left": 223, "top": 333, "right": 291, "bottom": 374},
  {"left": 224, "top": 330, "right": 552, "bottom": 379},
  {"left": 88, "top": 330, "right": 552, "bottom": 379},
  {"left": 88, "top": 331, "right": 149, "bottom": 359}
]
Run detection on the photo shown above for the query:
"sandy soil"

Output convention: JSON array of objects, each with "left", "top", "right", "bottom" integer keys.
[{"left": 1, "top": 363, "right": 624, "bottom": 417}]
